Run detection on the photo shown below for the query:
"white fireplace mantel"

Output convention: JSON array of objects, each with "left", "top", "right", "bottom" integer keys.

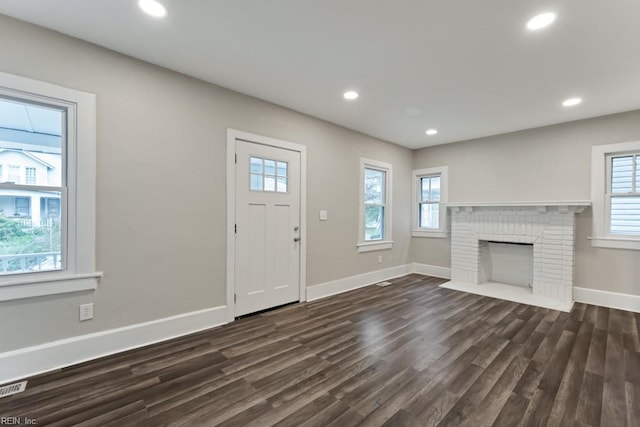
[
  {"left": 445, "top": 201, "right": 591, "bottom": 214},
  {"left": 443, "top": 200, "right": 591, "bottom": 312}
]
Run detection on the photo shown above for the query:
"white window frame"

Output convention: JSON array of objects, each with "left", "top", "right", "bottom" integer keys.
[
  {"left": 358, "top": 158, "right": 393, "bottom": 253},
  {"left": 412, "top": 166, "right": 448, "bottom": 238},
  {"left": 591, "top": 140, "right": 640, "bottom": 250},
  {"left": 0, "top": 72, "right": 101, "bottom": 301}
]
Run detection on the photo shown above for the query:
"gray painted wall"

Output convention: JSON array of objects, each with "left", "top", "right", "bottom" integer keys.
[
  {"left": 412, "top": 110, "right": 640, "bottom": 295},
  {"left": 0, "top": 15, "right": 412, "bottom": 352}
]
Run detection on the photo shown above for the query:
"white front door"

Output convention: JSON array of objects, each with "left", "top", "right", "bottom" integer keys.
[{"left": 234, "top": 139, "right": 301, "bottom": 316}]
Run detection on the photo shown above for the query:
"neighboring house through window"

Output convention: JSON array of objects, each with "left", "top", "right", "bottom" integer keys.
[
  {"left": 358, "top": 158, "right": 393, "bottom": 252},
  {"left": 591, "top": 140, "right": 640, "bottom": 250},
  {"left": 412, "top": 166, "right": 449, "bottom": 238},
  {"left": 0, "top": 71, "right": 99, "bottom": 301}
]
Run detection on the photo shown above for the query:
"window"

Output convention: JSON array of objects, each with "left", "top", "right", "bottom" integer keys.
[
  {"left": 25, "top": 167, "right": 36, "bottom": 184},
  {"left": 42, "top": 198, "right": 61, "bottom": 218},
  {"left": 8, "top": 165, "right": 20, "bottom": 184},
  {"left": 0, "top": 71, "right": 99, "bottom": 301},
  {"left": 364, "top": 168, "right": 386, "bottom": 241},
  {"left": 609, "top": 154, "right": 640, "bottom": 235},
  {"left": 14, "top": 197, "right": 30, "bottom": 217},
  {"left": 358, "top": 158, "right": 392, "bottom": 252},
  {"left": 250, "top": 156, "right": 288, "bottom": 193},
  {"left": 419, "top": 176, "right": 440, "bottom": 228},
  {"left": 412, "top": 166, "right": 448, "bottom": 238},
  {"left": 591, "top": 141, "right": 640, "bottom": 250}
]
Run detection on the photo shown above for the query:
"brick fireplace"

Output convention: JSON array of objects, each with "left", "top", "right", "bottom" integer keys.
[{"left": 443, "top": 202, "right": 589, "bottom": 311}]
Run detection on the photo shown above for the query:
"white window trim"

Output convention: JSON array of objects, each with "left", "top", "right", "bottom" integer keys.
[
  {"left": 0, "top": 72, "right": 101, "bottom": 301},
  {"left": 358, "top": 158, "right": 393, "bottom": 253},
  {"left": 591, "top": 140, "right": 640, "bottom": 250},
  {"left": 412, "top": 166, "right": 449, "bottom": 238}
]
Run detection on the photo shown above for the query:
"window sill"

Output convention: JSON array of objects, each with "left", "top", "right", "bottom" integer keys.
[
  {"left": 589, "top": 237, "right": 640, "bottom": 251},
  {"left": 0, "top": 272, "right": 102, "bottom": 302},
  {"left": 357, "top": 240, "right": 393, "bottom": 253},
  {"left": 412, "top": 229, "right": 449, "bottom": 239}
]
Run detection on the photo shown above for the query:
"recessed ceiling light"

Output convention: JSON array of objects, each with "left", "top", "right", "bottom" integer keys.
[
  {"left": 139, "top": 0, "right": 167, "bottom": 18},
  {"left": 526, "top": 12, "right": 556, "bottom": 30},
  {"left": 426, "top": 129, "right": 438, "bottom": 136},
  {"left": 562, "top": 97, "right": 582, "bottom": 107},
  {"left": 343, "top": 91, "right": 359, "bottom": 100}
]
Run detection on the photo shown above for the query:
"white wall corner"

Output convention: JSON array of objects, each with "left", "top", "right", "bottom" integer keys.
[
  {"left": 412, "top": 263, "right": 452, "bottom": 279},
  {"left": 306, "top": 264, "right": 413, "bottom": 301},
  {"left": 574, "top": 287, "right": 640, "bottom": 313},
  {"left": 0, "top": 305, "right": 228, "bottom": 385}
]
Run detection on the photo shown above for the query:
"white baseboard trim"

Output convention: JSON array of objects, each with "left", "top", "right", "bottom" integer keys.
[
  {"left": 0, "top": 305, "right": 228, "bottom": 385},
  {"left": 307, "top": 264, "right": 413, "bottom": 301},
  {"left": 412, "top": 263, "right": 451, "bottom": 279},
  {"left": 574, "top": 287, "right": 640, "bottom": 313}
]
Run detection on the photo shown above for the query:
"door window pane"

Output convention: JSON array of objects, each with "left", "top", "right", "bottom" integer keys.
[
  {"left": 250, "top": 173, "right": 263, "bottom": 191},
  {"left": 249, "top": 156, "right": 288, "bottom": 193},
  {"left": 264, "top": 175, "right": 276, "bottom": 192},
  {"left": 276, "top": 177, "right": 287, "bottom": 193},
  {"left": 250, "top": 157, "right": 263, "bottom": 174},
  {"left": 264, "top": 159, "right": 276, "bottom": 175},
  {"left": 277, "top": 162, "right": 287, "bottom": 177}
]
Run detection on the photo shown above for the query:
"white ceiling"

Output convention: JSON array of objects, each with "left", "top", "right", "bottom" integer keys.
[{"left": 1, "top": 0, "right": 639, "bottom": 149}]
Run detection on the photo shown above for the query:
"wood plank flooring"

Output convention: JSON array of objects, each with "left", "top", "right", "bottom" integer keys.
[{"left": 1, "top": 274, "right": 639, "bottom": 426}]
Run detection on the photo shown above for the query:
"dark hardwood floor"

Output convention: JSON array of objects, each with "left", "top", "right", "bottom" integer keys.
[{"left": 1, "top": 274, "right": 639, "bottom": 426}]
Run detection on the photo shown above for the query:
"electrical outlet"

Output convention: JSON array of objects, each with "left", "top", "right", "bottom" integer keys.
[
  {"left": 79, "top": 303, "right": 94, "bottom": 321},
  {"left": 378, "top": 255, "right": 383, "bottom": 264}
]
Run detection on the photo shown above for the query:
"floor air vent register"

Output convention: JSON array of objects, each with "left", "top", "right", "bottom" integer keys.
[
  {"left": 0, "top": 381, "right": 27, "bottom": 398},
  {"left": 376, "top": 281, "right": 392, "bottom": 287}
]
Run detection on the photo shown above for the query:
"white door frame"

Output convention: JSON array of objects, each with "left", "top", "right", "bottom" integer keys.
[{"left": 226, "top": 129, "right": 307, "bottom": 322}]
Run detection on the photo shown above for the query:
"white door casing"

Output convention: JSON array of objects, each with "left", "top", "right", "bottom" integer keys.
[{"left": 226, "top": 129, "right": 307, "bottom": 320}]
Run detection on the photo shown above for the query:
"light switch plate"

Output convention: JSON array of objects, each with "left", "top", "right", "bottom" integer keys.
[{"left": 319, "top": 210, "right": 328, "bottom": 221}]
